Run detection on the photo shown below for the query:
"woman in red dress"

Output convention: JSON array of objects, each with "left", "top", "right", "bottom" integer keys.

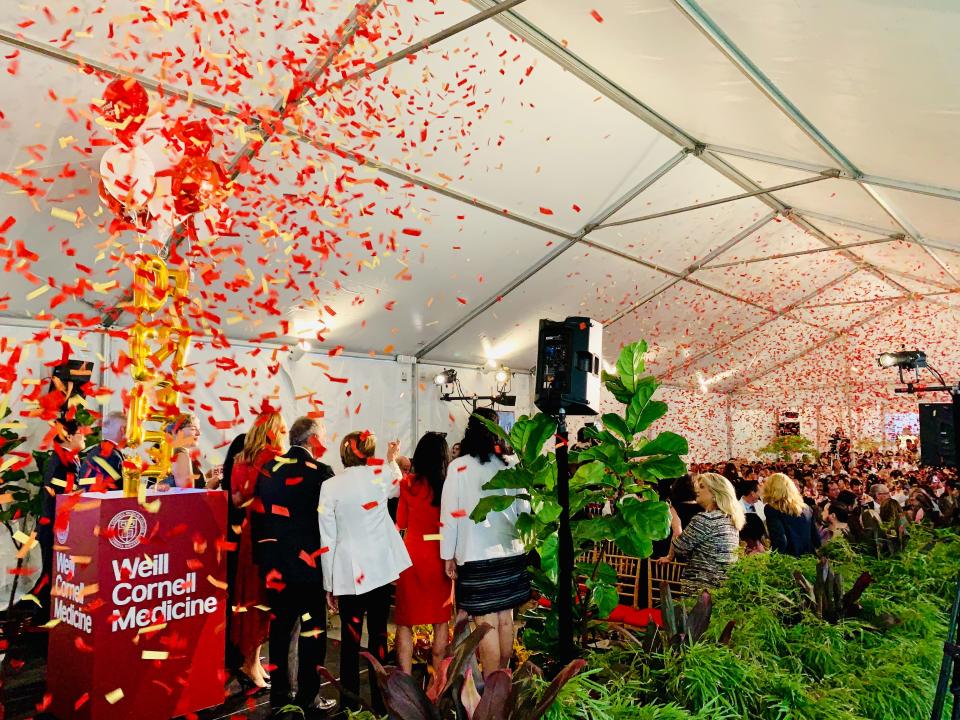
[
  {"left": 394, "top": 431, "right": 453, "bottom": 675},
  {"left": 229, "top": 411, "right": 286, "bottom": 690}
]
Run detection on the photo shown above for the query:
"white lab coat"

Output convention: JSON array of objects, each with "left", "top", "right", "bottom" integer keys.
[{"left": 318, "top": 461, "right": 411, "bottom": 596}]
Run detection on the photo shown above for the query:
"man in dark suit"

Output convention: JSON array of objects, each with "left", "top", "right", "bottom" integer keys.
[
  {"left": 34, "top": 418, "right": 84, "bottom": 614},
  {"left": 77, "top": 411, "right": 126, "bottom": 491},
  {"left": 253, "top": 416, "right": 336, "bottom": 717}
]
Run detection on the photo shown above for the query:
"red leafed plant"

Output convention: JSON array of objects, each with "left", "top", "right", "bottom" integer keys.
[{"left": 343, "top": 622, "right": 586, "bottom": 719}]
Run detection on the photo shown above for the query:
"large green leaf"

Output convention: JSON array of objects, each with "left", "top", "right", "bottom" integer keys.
[
  {"left": 539, "top": 532, "right": 559, "bottom": 584},
  {"left": 634, "top": 431, "right": 689, "bottom": 457},
  {"left": 483, "top": 467, "right": 535, "bottom": 491},
  {"left": 589, "top": 580, "right": 620, "bottom": 618},
  {"left": 576, "top": 560, "right": 618, "bottom": 587},
  {"left": 571, "top": 516, "right": 618, "bottom": 544},
  {"left": 600, "top": 413, "right": 631, "bottom": 442},
  {"left": 470, "top": 493, "right": 521, "bottom": 522},
  {"left": 615, "top": 341, "right": 647, "bottom": 393},
  {"left": 569, "top": 461, "right": 608, "bottom": 490},
  {"left": 619, "top": 496, "right": 672, "bottom": 544},
  {"left": 602, "top": 371, "right": 633, "bottom": 404},
  {"left": 614, "top": 525, "right": 654, "bottom": 558},
  {"left": 532, "top": 497, "right": 562, "bottom": 524},
  {"left": 636, "top": 454, "right": 688, "bottom": 480},
  {"left": 509, "top": 414, "right": 558, "bottom": 465},
  {"left": 569, "top": 489, "right": 605, "bottom": 516}
]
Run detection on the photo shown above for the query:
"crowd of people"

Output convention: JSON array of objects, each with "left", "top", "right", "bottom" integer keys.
[
  {"left": 29, "top": 406, "right": 960, "bottom": 718},
  {"left": 32, "top": 406, "right": 530, "bottom": 718},
  {"left": 658, "top": 449, "right": 959, "bottom": 596}
]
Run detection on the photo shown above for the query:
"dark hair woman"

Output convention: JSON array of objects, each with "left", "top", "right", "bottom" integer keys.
[
  {"left": 394, "top": 431, "right": 452, "bottom": 675},
  {"left": 440, "top": 408, "right": 529, "bottom": 679}
]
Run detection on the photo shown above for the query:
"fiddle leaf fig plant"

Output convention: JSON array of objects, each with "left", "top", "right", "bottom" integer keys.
[{"left": 470, "top": 341, "right": 687, "bottom": 655}]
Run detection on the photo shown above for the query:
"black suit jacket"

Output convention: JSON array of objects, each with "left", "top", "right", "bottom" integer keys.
[{"left": 252, "top": 445, "right": 333, "bottom": 586}]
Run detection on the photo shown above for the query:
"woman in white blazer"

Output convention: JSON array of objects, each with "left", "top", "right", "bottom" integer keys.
[{"left": 318, "top": 432, "right": 408, "bottom": 713}]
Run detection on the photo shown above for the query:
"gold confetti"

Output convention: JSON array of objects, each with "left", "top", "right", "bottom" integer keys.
[
  {"left": 141, "top": 650, "right": 169, "bottom": 660},
  {"left": 105, "top": 689, "right": 124, "bottom": 705},
  {"left": 50, "top": 207, "right": 78, "bottom": 223}
]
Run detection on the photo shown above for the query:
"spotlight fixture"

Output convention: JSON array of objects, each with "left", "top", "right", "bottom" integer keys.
[
  {"left": 495, "top": 366, "right": 511, "bottom": 385},
  {"left": 434, "top": 368, "right": 457, "bottom": 386},
  {"left": 877, "top": 350, "right": 926, "bottom": 370}
]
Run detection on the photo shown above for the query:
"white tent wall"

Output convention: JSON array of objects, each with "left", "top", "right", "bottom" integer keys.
[
  {"left": 728, "top": 387, "right": 924, "bottom": 460},
  {"left": 416, "top": 363, "right": 534, "bottom": 444}
]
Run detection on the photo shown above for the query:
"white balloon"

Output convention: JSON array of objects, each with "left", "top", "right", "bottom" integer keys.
[{"left": 99, "top": 144, "right": 156, "bottom": 208}]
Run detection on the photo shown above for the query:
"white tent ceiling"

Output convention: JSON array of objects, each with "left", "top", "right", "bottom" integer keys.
[{"left": 1, "top": 0, "right": 959, "bottom": 395}]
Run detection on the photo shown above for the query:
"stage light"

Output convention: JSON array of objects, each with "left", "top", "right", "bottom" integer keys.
[
  {"left": 878, "top": 350, "right": 926, "bottom": 370},
  {"left": 434, "top": 368, "right": 457, "bottom": 386},
  {"left": 495, "top": 366, "right": 511, "bottom": 384}
]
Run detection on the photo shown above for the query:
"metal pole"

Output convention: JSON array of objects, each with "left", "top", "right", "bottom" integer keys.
[
  {"left": 931, "top": 565, "right": 960, "bottom": 719},
  {"left": 595, "top": 172, "right": 837, "bottom": 230},
  {"left": 555, "top": 408, "right": 574, "bottom": 663}
]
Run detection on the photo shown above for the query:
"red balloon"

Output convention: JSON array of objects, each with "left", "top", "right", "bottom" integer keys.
[
  {"left": 174, "top": 118, "right": 214, "bottom": 157},
  {"left": 101, "top": 78, "right": 149, "bottom": 144},
  {"left": 171, "top": 157, "right": 225, "bottom": 215}
]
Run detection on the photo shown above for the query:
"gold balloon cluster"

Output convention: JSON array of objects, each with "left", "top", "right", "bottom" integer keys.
[{"left": 123, "top": 254, "right": 191, "bottom": 491}]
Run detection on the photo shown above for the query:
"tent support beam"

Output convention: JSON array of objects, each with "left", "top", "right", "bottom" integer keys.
[
  {"left": 705, "top": 144, "right": 960, "bottom": 203},
  {"left": 670, "top": 0, "right": 950, "bottom": 294},
  {"left": 413, "top": 150, "right": 689, "bottom": 359},
  {"left": 701, "top": 234, "right": 903, "bottom": 270},
  {"left": 596, "top": 173, "right": 835, "bottom": 230},
  {"left": 603, "top": 211, "right": 779, "bottom": 324},
  {"left": 656, "top": 266, "right": 863, "bottom": 382},
  {"left": 728, "top": 297, "right": 917, "bottom": 392},
  {"left": 473, "top": 1, "right": 914, "bottom": 305}
]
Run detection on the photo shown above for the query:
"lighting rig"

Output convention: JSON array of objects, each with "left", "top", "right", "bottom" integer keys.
[{"left": 434, "top": 367, "right": 516, "bottom": 410}]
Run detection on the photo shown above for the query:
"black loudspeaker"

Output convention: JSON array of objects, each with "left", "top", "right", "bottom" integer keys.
[
  {"left": 534, "top": 317, "right": 602, "bottom": 416},
  {"left": 919, "top": 402, "right": 955, "bottom": 467}
]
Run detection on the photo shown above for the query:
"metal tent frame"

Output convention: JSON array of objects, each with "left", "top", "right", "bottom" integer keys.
[{"left": 1, "top": 0, "right": 959, "bottom": 392}]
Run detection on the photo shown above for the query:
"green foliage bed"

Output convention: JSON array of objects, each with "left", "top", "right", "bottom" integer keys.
[{"left": 546, "top": 527, "right": 959, "bottom": 720}]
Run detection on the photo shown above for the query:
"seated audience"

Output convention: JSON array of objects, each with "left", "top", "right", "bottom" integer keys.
[
  {"left": 762, "top": 472, "right": 821, "bottom": 557},
  {"left": 661, "top": 472, "right": 744, "bottom": 595}
]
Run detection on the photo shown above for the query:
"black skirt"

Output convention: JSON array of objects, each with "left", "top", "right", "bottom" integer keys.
[{"left": 456, "top": 554, "right": 531, "bottom": 615}]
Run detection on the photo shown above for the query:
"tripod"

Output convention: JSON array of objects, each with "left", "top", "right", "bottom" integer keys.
[{"left": 932, "top": 570, "right": 960, "bottom": 720}]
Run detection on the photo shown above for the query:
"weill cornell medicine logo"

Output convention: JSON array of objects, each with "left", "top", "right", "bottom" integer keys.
[{"left": 107, "top": 509, "right": 148, "bottom": 550}]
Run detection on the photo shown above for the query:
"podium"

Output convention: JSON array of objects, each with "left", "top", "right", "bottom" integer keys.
[{"left": 47, "top": 489, "right": 227, "bottom": 720}]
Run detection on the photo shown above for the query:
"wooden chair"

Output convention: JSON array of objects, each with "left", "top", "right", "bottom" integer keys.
[
  {"left": 596, "top": 543, "right": 642, "bottom": 608},
  {"left": 647, "top": 558, "right": 686, "bottom": 608}
]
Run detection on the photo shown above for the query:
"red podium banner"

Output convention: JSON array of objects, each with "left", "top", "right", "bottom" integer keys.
[{"left": 47, "top": 489, "right": 227, "bottom": 720}]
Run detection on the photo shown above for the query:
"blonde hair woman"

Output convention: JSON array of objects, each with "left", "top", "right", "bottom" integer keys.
[
  {"left": 761, "top": 472, "right": 821, "bottom": 557},
  {"left": 660, "top": 472, "right": 744, "bottom": 595},
  {"left": 230, "top": 411, "right": 286, "bottom": 689}
]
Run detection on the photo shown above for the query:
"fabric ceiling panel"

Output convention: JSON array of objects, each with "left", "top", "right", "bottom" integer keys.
[
  {"left": 423, "top": 247, "right": 670, "bottom": 368},
  {"left": 698, "top": 0, "right": 960, "bottom": 189},
  {"left": 791, "top": 298, "right": 905, "bottom": 334},
  {"left": 309, "top": 5, "right": 685, "bottom": 233},
  {"left": 195, "top": 142, "right": 564, "bottom": 353},
  {"left": 587, "top": 155, "right": 770, "bottom": 272},
  {"left": 608, "top": 282, "right": 774, "bottom": 382},
  {"left": 692, "top": 222, "right": 860, "bottom": 311},
  {"left": 679, "top": 315, "right": 832, "bottom": 392},
  {"left": 863, "top": 187, "right": 960, "bottom": 249},
  {"left": 737, "top": 335, "right": 857, "bottom": 393},
  {"left": 0, "top": 0, "right": 353, "bottom": 106},
  {"left": 847, "top": 240, "right": 956, "bottom": 292},
  {"left": 514, "top": 0, "right": 834, "bottom": 165},
  {"left": 716, "top": 154, "right": 900, "bottom": 233}
]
